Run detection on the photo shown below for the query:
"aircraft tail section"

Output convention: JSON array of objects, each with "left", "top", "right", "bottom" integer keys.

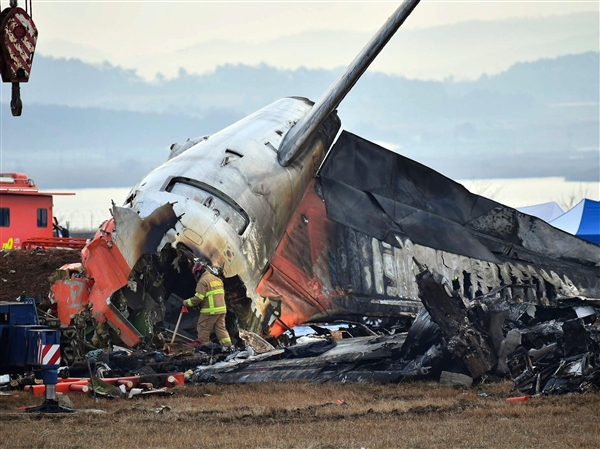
[{"left": 258, "top": 131, "right": 600, "bottom": 337}]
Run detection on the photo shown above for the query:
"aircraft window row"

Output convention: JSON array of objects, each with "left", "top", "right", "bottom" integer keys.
[{"left": 166, "top": 179, "right": 249, "bottom": 235}]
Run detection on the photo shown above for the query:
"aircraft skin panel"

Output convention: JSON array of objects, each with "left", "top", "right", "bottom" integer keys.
[
  {"left": 256, "top": 180, "right": 340, "bottom": 335},
  {"left": 258, "top": 179, "right": 423, "bottom": 337},
  {"left": 321, "top": 132, "right": 600, "bottom": 267}
]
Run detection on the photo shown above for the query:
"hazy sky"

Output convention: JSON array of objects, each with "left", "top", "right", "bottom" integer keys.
[{"left": 32, "top": 1, "right": 600, "bottom": 79}]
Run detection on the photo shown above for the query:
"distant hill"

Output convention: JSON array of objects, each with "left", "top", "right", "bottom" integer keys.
[
  {"left": 38, "top": 12, "right": 600, "bottom": 81},
  {"left": 0, "top": 52, "right": 598, "bottom": 188},
  {"left": 6, "top": 51, "right": 600, "bottom": 115}
]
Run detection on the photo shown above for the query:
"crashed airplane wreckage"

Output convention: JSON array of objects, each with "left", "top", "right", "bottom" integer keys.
[{"left": 46, "top": 0, "right": 600, "bottom": 393}]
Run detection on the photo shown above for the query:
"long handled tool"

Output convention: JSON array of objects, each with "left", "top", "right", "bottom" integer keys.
[
  {"left": 163, "top": 328, "right": 193, "bottom": 342},
  {"left": 170, "top": 306, "right": 188, "bottom": 344},
  {"left": 86, "top": 356, "right": 98, "bottom": 403}
]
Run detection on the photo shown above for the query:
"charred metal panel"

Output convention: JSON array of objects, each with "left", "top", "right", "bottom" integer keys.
[
  {"left": 256, "top": 131, "right": 599, "bottom": 336},
  {"left": 256, "top": 182, "right": 338, "bottom": 335},
  {"left": 192, "top": 334, "right": 408, "bottom": 384},
  {"left": 318, "top": 131, "right": 600, "bottom": 302},
  {"left": 322, "top": 132, "right": 600, "bottom": 266},
  {"left": 467, "top": 207, "right": 600, "bottom": 266},
  {"left": 416, "top": 269, "right": 497, "bottom": 378},
  {"left": 112, "top": 203, "right": 179, "bottom": 269},
  {"left": 258, "top": 181, "right": 423, "bottom": 337}
]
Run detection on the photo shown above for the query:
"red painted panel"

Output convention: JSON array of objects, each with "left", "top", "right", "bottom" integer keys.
[
  {"left": 51, "top": 275, "right": 91, "bottom": 326},
  {"left": 257, "top": 181, "right": 340, "bottom": 336},
  {"left": 22, "top": 237, "right": 87, "bottom": 250},
  {"left": 83, "top": 218, "right": 141, "bottom": 346}
]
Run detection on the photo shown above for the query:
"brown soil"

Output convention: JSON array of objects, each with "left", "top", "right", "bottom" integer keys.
[
  {"left": 0, "top": 249, "right": 81, "bottom": 302},
  {"left": 1, "top": 381, "right": 599, "bottom": 448}
]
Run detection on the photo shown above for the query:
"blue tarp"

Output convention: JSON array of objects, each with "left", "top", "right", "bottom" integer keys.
[{"left": 550, "top": 199, "right": 600, "bottom": 245}]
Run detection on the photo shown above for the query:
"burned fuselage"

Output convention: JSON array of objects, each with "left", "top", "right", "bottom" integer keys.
[
  {"left": 50, "top": 98, "right": 341, "bottom": 351},
  {"left": 254, "top": 131, "right": 600, "bottom": 336},
  {"left": 50, "top": 125, "right": 599, "bottom": 359},
  {"left": 120, "top": 98, "right": 340, "bottom": 334},
  {"left": 49, "top": 0, "right": 599, "bottom": 362}
]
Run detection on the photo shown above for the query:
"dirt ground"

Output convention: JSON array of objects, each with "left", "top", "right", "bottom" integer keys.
[
  {"left": 1, "top": 381, "right": 599, "bottom": 448},
  {"left": 0, "top": 249, "right": 81, "bottom": 302}
]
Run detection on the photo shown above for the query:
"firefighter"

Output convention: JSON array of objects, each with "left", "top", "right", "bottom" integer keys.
[{"left": 183, "top": 262, "right": 232, "bottom": 348}]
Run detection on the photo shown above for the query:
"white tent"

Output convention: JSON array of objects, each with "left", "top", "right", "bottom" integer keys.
[{"left": 517, "top": 201, "right": 565, "bottom": 223}]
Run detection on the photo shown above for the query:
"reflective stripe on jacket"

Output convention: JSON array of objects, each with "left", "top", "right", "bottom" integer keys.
[{"left": 185, "top": 271, "right": 226, "bottom": 314}]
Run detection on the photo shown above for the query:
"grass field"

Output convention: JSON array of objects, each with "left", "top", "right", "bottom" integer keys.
[{"left": 1, "top": 380, "right": 599, "bottom": 448}]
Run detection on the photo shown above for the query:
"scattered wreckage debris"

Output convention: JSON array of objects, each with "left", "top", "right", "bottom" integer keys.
[
  {"left": 191, "top": 333, "right": 405, "bottom": 384},
  {"left": 414, "top": 267, "right": 600, "bottom": 396},
  {"left": 188, "top": 268, "right": 600, "bottom": 395},
  {"left": 4, "top": 279, "right": 600, "bottom": 398},
  {"left": 18, "top": 347, "right": 188, "bottom": 400}
]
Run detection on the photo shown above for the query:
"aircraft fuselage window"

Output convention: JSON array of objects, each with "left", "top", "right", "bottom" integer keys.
[{"left": 166, "top": 180, "right": 249, "bottom": 235}]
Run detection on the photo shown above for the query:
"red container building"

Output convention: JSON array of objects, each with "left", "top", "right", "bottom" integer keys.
[{"left": 0, "top": 173, "right": 74, "bottom": 250}]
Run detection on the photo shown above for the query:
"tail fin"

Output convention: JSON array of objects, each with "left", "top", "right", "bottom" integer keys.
[{"left": 277, "top": 0, "right": 421, "bottom": 166}]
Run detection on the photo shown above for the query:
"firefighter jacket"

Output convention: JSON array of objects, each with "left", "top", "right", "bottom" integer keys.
[{"left": 185, "top": 271, "right": 226, "bottom": 315}]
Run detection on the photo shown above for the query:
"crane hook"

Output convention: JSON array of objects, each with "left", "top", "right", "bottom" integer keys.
[{"left": 11, "top": 82, "right": 22, "bottom": 116}]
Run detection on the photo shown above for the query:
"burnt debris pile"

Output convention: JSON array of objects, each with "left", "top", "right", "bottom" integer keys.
[{"left": 413, "top": 269, "right": 600, "bottom": 395}]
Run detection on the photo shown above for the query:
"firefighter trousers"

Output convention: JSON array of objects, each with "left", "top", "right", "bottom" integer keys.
[{"left": 196, "top": 313, "right": 232, "bottom": 347}]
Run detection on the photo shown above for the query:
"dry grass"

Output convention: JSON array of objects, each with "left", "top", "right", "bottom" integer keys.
[{"left": 1, "top": 380, "right": 599, "bottom": 448}]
